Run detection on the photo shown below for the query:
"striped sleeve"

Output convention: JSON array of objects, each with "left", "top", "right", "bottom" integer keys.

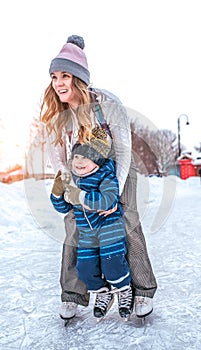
[
  {"left": 84, "top": 174, "right": 119, "bottom": 211},
  {"left": 50, "top": 193, "right": 72, "bottom": 214}
]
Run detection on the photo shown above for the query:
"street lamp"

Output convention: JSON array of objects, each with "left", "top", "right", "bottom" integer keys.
[{"left": 177, "top": 114, "right": 190, "bottom": 157}]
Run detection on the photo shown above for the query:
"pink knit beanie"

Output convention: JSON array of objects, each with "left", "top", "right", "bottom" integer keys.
[{"left": 49, "top": 35, "right": 90, "bottom": 85}]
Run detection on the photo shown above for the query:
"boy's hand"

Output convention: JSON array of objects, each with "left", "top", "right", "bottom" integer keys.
[
  {"left": 98, "top": 204, "right": 118, "bottom": 217},
  {"left": 64, "top": 185, "right": 82, "bottom": 205},
  {"left": 51, "top": 170, "right": 65, "bottom": 196},
  {"left": 61, "top": 172, "right": 72, "bottom": 187}
]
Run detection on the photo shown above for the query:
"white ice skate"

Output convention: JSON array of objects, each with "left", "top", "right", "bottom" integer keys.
[
  {"left": 60, "top": 301, "right": 78, "bottom": 320},
  {"left": 134, "top": 296, "right": 153, "bottom": 318}
]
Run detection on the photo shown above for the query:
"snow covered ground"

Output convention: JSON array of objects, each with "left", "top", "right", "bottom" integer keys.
[{"left": 1, "top": 174, "right": 201, "bottom": 349}]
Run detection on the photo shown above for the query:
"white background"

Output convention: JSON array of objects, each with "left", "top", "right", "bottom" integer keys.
[{"left": 0, "top": 0, "right": 201, "bottom": 166}]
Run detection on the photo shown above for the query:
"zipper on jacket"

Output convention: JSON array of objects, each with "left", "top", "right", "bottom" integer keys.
[
  {"left": 83, "top": 207, "right": 93, "bottom": 231},
  {"left": 74, "top": 176, "right": 94, "bottom": 230}
]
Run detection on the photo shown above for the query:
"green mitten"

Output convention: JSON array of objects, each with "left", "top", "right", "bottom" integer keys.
[
  {"left": 64, "top": 184, "right": 82, "bottom": 205},
  {"left": 51, "top": 170, "right": 65, "bottom": 196}
]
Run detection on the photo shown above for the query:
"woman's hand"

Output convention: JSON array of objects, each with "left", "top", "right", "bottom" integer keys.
[{"left": 98, "top": 204, "right": 118, "bottom": 217}]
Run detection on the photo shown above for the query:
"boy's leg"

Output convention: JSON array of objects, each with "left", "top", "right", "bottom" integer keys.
[
  {"left": 76, "top": 246, "right": 114, "bottom": 319},
  {"left": 100, "top": 239, "right": 131, "bottom": 289},
  {"left": 100, "top": 239, "right": 134, "bottom": 319},
  {"left": 76, "top": 247, "right": 104, "bottom": 291}
]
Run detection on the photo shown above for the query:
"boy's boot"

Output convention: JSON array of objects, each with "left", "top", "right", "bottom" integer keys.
[
  {"left": 117, "top": 284, "right": 134, "bottom": 319},
  {"left": 93, "top": 286, "right": 114, "bottom": 318}
]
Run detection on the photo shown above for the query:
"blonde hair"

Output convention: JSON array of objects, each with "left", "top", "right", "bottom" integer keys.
[{"left": 40, "top": 77, "right": 92, "bottom": 145}]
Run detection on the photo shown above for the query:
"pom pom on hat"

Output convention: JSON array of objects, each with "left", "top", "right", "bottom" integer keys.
[
  {"left": 49, "top": 35, "right": 90, "bottom": 85},
  {"left": 72, "top": 127, "right": 112, "bottom": 167},
  {"left": 67, "top": 35, "right": 85, "bottom": 49}
]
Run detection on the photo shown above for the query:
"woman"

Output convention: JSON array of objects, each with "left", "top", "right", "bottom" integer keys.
[{"left": 40, "top": 35, "right": 157, "bottom": 320}]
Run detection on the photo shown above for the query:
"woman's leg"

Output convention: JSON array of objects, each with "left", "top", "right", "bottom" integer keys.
[
  {"left": 120, "top": 154, "right": 157, "bottom": 298},
  {"left": 60, "top": 210, "right": 90, "bottom": 306}
]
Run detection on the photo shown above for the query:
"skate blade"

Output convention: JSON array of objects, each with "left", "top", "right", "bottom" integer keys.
[
  {"left": 64, "top": 316, "right": 76, "bottom": 327},
  {"left": 60, "top": 314, "right": 76, "bottom": 327},
  {"left": 140, "top": 317, "right": 146, "bottom": 326},
  {"left": 124, "top": 314, "right": 131, "bottom": 322},
  {"left": 120, "top": 313, "right": 132, "bottom": 322},
  {"left": 60, "top": 314, "right": 76, "bottom": 320},
  {"left": 96, "top": 316, "right": 105, "bottom": 323}
]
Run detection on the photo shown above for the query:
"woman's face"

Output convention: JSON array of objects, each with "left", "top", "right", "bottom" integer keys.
[{"left": 51, "top": 71, "right": 79, "bottom": 108}]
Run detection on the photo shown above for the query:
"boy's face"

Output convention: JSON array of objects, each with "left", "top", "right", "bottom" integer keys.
[{"left": 72, "top": 154, "right": 99, "bottom": 176}]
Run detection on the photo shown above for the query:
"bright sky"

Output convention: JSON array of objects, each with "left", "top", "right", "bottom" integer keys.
[{"left": 1, "top": 0, "right": 201, "bottom": 167}]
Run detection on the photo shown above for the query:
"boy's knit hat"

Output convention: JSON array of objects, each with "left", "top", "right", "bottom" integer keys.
[
  {"left": 49, "top": 35, "right": 90, "bottom": 85},
  {"left": 72, "top": 127, "right": 112, "bottom": 166}
]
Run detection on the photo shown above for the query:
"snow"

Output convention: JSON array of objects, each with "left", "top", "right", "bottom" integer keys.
[{"left": 1, "top": 174, "right": 201, "bottom": 349}]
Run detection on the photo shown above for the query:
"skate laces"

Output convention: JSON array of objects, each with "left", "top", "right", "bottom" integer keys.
[
  {"left": 62, "top": 301, "right": 77, "bottom": 310},
  {"left": 135, "top": 296, "right": 147, "bottom": 305},
  {"left": 118, "top": 285, "right": 133, "bottom": 308},
  {"left": 95, "top": 292, "right": 113, "bottom": 310}
]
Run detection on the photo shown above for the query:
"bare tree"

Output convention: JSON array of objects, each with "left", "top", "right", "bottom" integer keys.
[
  {"left": 151, "top": 129, "right": 177, "bottom": 175},
  {"left": 132, "top": 127, "right": 160, "bottom": 175},
  {"left": 194, "top": 143, "right": 201, "bottom": 153},
  {"left": 132, "top": 118, "right": 177, "bottom": 176}
]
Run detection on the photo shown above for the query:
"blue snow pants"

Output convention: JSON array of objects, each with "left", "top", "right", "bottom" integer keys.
[{"left": 76, "top": 237, "right": 131, "bottom": 291}]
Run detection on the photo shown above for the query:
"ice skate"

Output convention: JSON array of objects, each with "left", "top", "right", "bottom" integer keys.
[
  {"left": 93, "top": 287, "right": 114, "bottom": 319},
  {"left": 59, "top": 301, "right": 78, "bottom": 320},
  {"left": 134, "top": 296, "right": 153, "bottom": 318},
  {"left": 117, "top": 284, "right": 134, "bottom": 320}
]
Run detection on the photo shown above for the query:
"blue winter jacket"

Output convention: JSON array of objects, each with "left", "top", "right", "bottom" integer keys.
[{"left": 50, "top": 158, "right": 125, "bottom": 232}]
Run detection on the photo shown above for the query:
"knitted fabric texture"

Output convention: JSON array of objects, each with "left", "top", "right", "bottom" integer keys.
[
  {"left": 49, "top": 35, "right": 90, "bottom": 85},
  {"left": 72, "top": 127, "right": 111, "bottom": 166}
]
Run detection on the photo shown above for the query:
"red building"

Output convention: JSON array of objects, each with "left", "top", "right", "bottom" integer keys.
[{"left": 178, "top": 152, "right": 201, "bottom": 179}]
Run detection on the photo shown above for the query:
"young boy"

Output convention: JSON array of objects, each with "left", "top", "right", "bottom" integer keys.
[{"left": 50, "top": 127, "right": 133, "bottom": 319}]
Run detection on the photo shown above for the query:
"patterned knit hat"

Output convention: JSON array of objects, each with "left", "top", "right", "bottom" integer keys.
[
  {"left": 72, "top": 127, "right": 112, "bottom": 166},
  {"left": 49, "top": 35, "right": 90, "bottom": 85}
]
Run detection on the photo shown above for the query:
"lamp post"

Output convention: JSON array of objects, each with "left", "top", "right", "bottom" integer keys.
[{"left": 177, "top": 114, "right": 190, "bottom": 157}]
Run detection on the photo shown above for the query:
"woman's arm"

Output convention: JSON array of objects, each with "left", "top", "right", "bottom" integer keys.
[
  {"left": 100, "top": 94, "right": 132, "bottom": 195},
  {"left": 46, "top": 131, "right": 68, "bottom": 173}
]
